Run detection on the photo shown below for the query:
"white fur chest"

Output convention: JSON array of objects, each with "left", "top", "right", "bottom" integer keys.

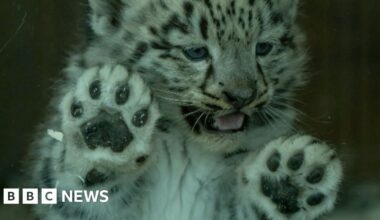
[{"left": 140, "top": 131, "right": 233, "bottom": 220}]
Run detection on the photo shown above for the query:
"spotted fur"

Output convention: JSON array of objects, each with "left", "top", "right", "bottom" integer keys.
[{"left": 27, "top": 0, "right": 342, "bottom": 219}]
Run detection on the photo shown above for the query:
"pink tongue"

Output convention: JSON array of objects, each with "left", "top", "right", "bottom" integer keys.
[{"left": 213, "top": 113, "right": 245, "bottom": 131}]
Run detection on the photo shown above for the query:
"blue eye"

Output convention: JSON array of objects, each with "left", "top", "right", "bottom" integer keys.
[
  {"left": 256, "top": 42, "right": 273, "bottom": 56},
  {"left": 183, "top": 47, "right": 209, "bottom": 61}
]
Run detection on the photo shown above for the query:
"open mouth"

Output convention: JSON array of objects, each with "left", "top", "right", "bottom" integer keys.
[{"left": 181, "top": 106, "right": 248, "bottom": 133}]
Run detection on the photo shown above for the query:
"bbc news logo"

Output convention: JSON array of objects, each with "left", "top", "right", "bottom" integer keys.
[{"left": 3, "top": 188, "right": 109, "bottom": 205}]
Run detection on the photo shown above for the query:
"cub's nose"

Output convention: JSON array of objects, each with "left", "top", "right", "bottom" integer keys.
[
  {"left": 80, "top": 111, "right": 133, "bottom": 152},
  {"left": 223, "top": 90, "right": 256, "bottom": 109}
]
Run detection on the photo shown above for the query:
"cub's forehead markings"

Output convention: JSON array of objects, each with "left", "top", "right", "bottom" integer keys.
[
  {"left": 199, "top": 16, "right": 209, "bottom": 40},
  {"left": 161, "top": 14, "right": 189, "bottom": 35},
  {"left": 264, "top": 0, "right": 273, "bottom": 9},
  {"left": 183, "top": 1, "right": 194, "bottom": 18}
]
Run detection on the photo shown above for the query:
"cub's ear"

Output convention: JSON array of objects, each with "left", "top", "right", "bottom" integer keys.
[
  {"left": 270, "top": 0, "right": 299, "bottom": 24},
  {"left": 88, "top": 0, "right": 134, "bottom": 36}
]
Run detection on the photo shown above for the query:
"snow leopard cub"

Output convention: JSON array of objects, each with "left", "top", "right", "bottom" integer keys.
[{"left": 28, "top": 0, "right": 343, "bottom": 219}]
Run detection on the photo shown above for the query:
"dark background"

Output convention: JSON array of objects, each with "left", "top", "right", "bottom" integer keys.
[{"left": 0, "top": 0, "right": 379, "bottom": 210}]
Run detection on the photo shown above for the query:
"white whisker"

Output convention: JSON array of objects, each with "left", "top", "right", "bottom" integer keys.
[
  {"left": 265, "top": 106, "right": 298, "bottom": 132},
  {"left": 191, "top": 112, "right": 205, "bottom": 133}
]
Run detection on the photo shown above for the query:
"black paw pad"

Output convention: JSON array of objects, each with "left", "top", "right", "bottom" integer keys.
[
  {"left": 81, "top": 112, "right": 134, "bottom": 152},
  {"left": 306, "top": 166, "right": 325, "bottom": 184},
  {"left": 278, "top": 202, "right": 300, "bottom": 214},
  {"left": 85, "top": 169, "right": 108, "bottom": 187},
  {"left": 89, "top": 80, "right": 101, "bottom": 100},
  {"left": 307, "top": 193, "right": 325, "bottom": 206},
  {"left": 275, "top": 178, "right": 300, "bottom": 214},
  {"left": 132, "top": 109, "right": 149, "bottom": 127},
  {"left": 71, "top": 102, "right": 83, "bottom": 118},
  {"left": 267, "top": 151, "right": 281, "bottom": 172},
  {"left": 261, "top": 176, "right": 276, "bottom": 197},
  {"left": 116, "top": 84, "right": 129, "bottom": 105},
  {"left": 261, "top": 176, "right": 300, "bottom": 215},
  {"left": 287, "top": 151, "right": 304, "bottom": 171}
]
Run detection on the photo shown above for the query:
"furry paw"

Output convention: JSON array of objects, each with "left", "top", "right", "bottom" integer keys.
[
  {"left": 238, "top": 135, "right": 343, "bottom": 220},
  {"left": 59, "top": 65, "right": 160, "bottom": 176}
]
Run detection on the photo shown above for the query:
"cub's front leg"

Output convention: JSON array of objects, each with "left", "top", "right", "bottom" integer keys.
[
  {"left": 237, "top": 135, "right": 343, "bottom": 220},
  {"left": 32, "top": 65, "right": 160, "bottom": 220}
]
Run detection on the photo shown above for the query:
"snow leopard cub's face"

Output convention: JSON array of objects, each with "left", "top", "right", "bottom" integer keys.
[{"left": 86, "top": 0, "right": 307, "bottom": 148}]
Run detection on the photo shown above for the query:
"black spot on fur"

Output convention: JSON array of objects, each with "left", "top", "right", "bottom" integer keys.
[
  {"left": 109, "top": 0, "right": 125, "bottom": 27},
  {"left": 200, "top": 64, "right": 213, "bottom": 90},
  {"left": 59, "top": 147, "right": 66, "bottom": 169},
  {"left": 257, "top": 12, "right": 264, "bottom": 33},
  {"left": 280, "top": 33, "right": 295, "bottom": 49},
  {"left": 271, "top": 12, "right": 283, "bottom": 24},
  {"left": 221, "top": 15, "right": 226, "bottom": 24},
  {"left": 159, "top": 0, "right": 168, "bottom": 10},
  {"left": 265, "top": 0, "right": 273, "bottom": 9},
  {"left": 162, "top": 14, "right": 189, "bottom": 35},
  {"left": 256, "top": 62, "right": 268, "bottom": 87},
  {"left": 248, "top": 10, "right": 253, "bottom": 27},
  {"left": 203, "top": 0, "right": 212, "bottom": 9},
  {"left": 230, "top": 0, "right": 236, "bottom": 14},
  {"left": 151, "top": 41, "right": 173, "bottom": 50},
  {"left": 41, "top": 158, "right": 54, "bottom": 188},
  {"left": 130, "top": 42, "right": 149, "bottom": 64},
  {"left": 183, "top": 2, "right": 194, "bottom": 18},
  {"left": 271, "top": 78, "right": 279, "bottom": 85},
  {"left": 199, "top": 16, "right": 209, "bottom": 40},
  {"left": 149, "top": 26, "right": 158, "bottom": 35}
]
